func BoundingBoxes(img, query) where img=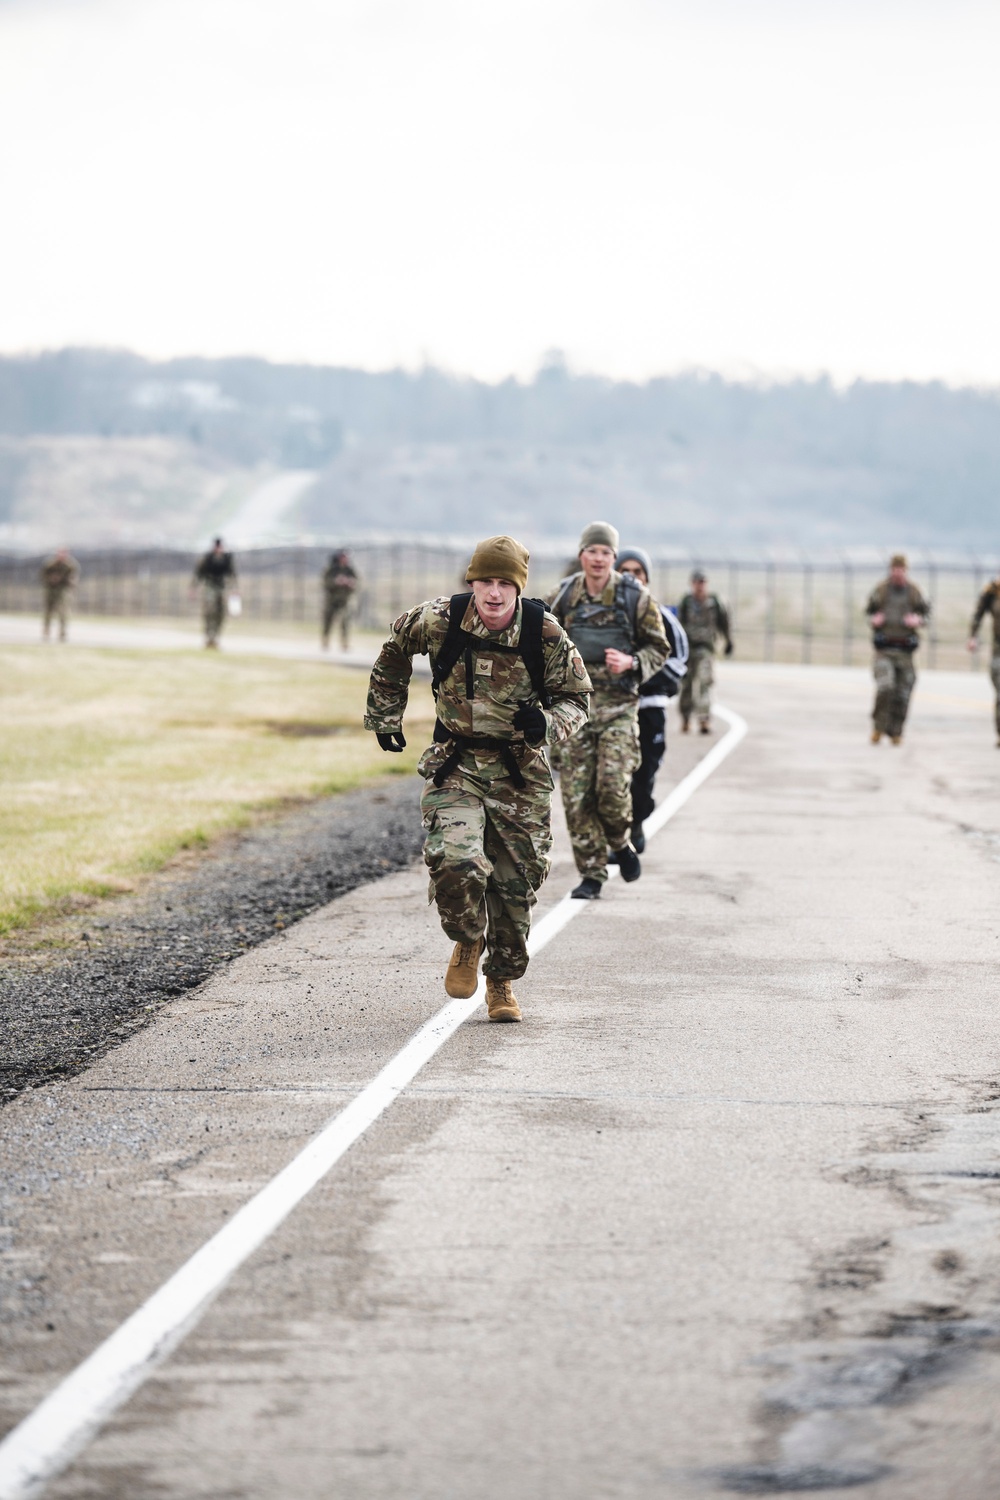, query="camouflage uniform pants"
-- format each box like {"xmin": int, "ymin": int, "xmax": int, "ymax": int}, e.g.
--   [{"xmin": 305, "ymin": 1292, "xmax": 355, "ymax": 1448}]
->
[
  {"xmin": 560, "ymin": 711, "xmax": 640, "ymax": 882},
  {"xmin": 872, "ymin": 649, "xmax": 916, "ymax": 736},
  {"xmin": 679, "ymin": 646, "xmax": 714, "ymax": 722},
  {"xmin": 202, "ymin": 586, "xmax": 226, "ymax": 645},
  {"xmin": 991, "ymin": 652, "xmax": 1000, "ymax": 738},
  {"xmin": 42, "ymin": 588, "xmax": 70, "ymax": 640},
  {"xmin": 420, "ymin": 764, "xmax": 552, "ymax": 979},
  {"xmin": 322, "ymin": 595, "xmax": 353, "ymax": 650}
]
